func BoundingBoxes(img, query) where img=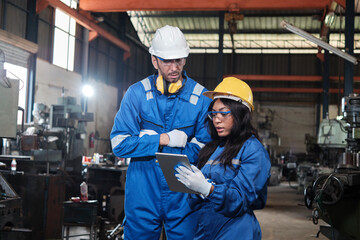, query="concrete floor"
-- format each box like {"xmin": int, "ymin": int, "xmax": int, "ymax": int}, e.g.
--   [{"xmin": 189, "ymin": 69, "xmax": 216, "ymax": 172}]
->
[
  {"xmin": 256, "ymin": 182, "xmax": 329, "ymax": 240},
  {"xmin": 66, "ymin": 182, "xmax": 332, "ymax": 240}
]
